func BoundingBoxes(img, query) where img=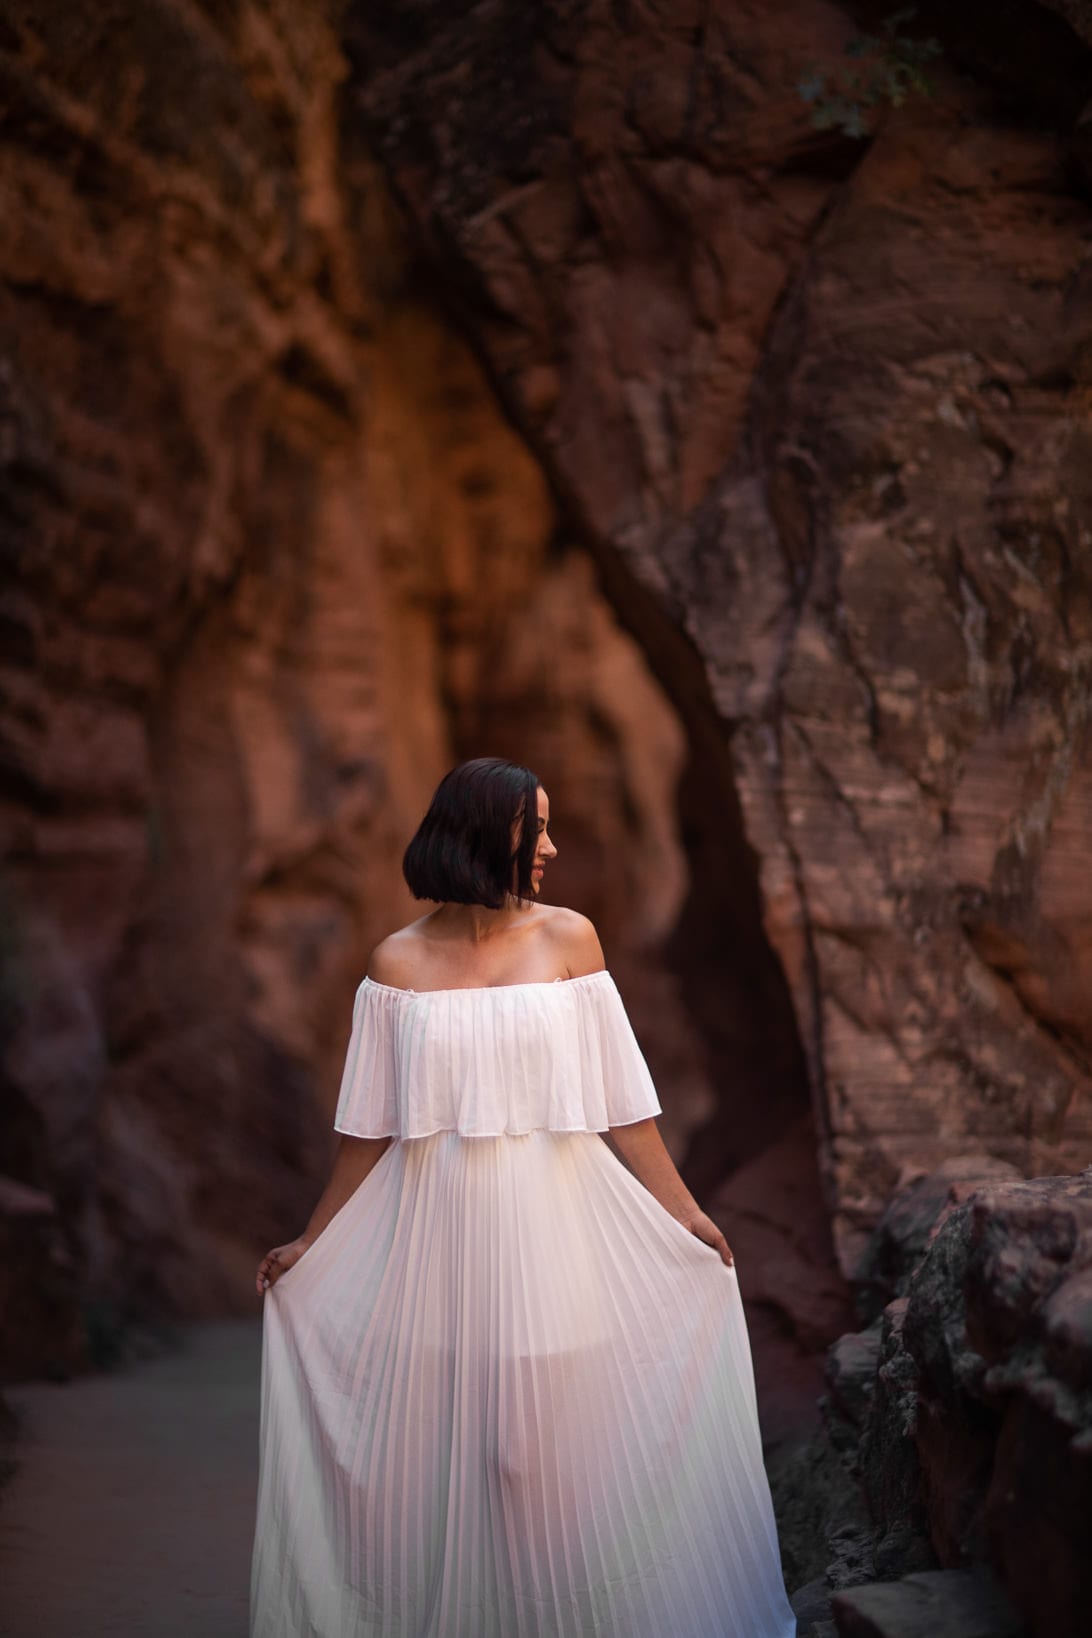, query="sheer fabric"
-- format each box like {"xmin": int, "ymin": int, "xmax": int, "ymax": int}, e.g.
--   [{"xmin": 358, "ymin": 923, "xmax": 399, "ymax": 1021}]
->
[
  {"xmin": 332, "ymin": 971, "xmax": 663, "ymax": 1139},
  {"xmin": 250, "ymin": 974, "xmax": 796, "ymax": 1638}
]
